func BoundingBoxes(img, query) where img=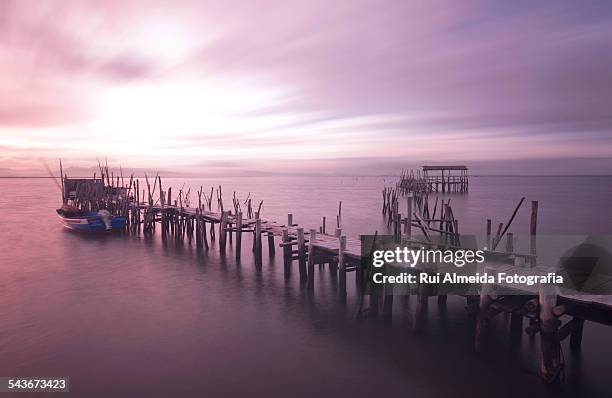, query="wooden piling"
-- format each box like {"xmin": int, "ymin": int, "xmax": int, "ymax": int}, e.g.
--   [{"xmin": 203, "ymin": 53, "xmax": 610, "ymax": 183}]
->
[
  {"xmin": 338, "ymin": 236, "xmax": 347, "ymax": 298},
  {"xmin": 414, "ymin": 281, "xmax": 428, "ymax": 332},
  {"xmin": 539, "ymin": 286, "xmax": 562, "ymax": 382},
  {"xmin": 405, "ymin": 194, "xmax": 413, "ymax": 238},
  {"xmin": 569, "ymin": 318, "xmax": 585, "ymax": 350},
  {"xmin": 307, "ymin": 229, "xmax": 316, "ymax": 291},
  {"xmin": 236, "ymin": 212, "xmax": 242, "ymax": 260},
  {"xmin": 282, "ymin": 229, "xmax": 291, "ymax": 276},
  {"xmin": 297, "ymin": 228, "xmax": 306, "ymax": 283},
  {"xmin": 267, "ymin": 231, "xmax": 275, "ymax": 258},
  {"xmin": 255, "ymin": 218, "xmax": 262, "ymax": 268},
  {"xmin": 475, "ymin": 267, "xmax": 493, "ymax": 352},
  {"xmin": 219, "ymin": 211, "xmax": 227, "ymax": 253},
  {"xmin": 486, "ymin": 219, "xmax": 492, "ymax": 249},
  {"xmin": 383, "ymin": 284, "xmax": 394, "ymax": 321},
  {"xmin": 530, "ymin": 201, "xmax": 538, "ymax": 266}
]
